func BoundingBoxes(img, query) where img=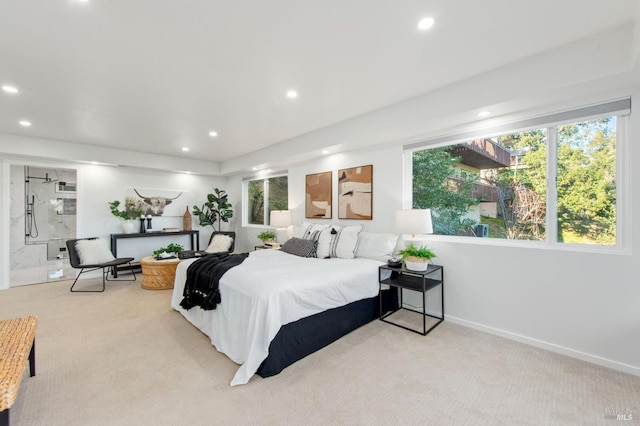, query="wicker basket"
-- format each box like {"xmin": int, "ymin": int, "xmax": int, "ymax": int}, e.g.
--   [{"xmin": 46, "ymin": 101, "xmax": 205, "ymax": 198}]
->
[{"xmin": 140, "ymin": 256, "xmax": 181, "ymax": 290}]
